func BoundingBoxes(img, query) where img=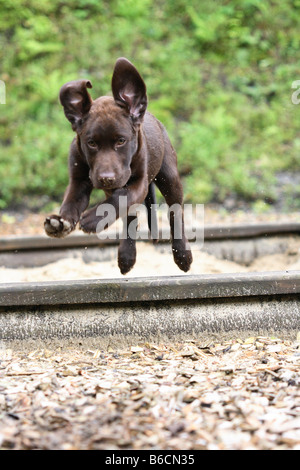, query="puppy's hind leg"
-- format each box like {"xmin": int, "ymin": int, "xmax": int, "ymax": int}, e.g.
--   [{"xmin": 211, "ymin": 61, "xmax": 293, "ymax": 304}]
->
[
  {"xmin": 118, "ymin": 215, "xmax": 137, "ymax": 275},
  {"xmin": 144, "ymin": 182, "xmax": 159, "ymax": 243},
  {"xmin": 155, "ymin": 167, "xmax": 193, "ymax": 272}
]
